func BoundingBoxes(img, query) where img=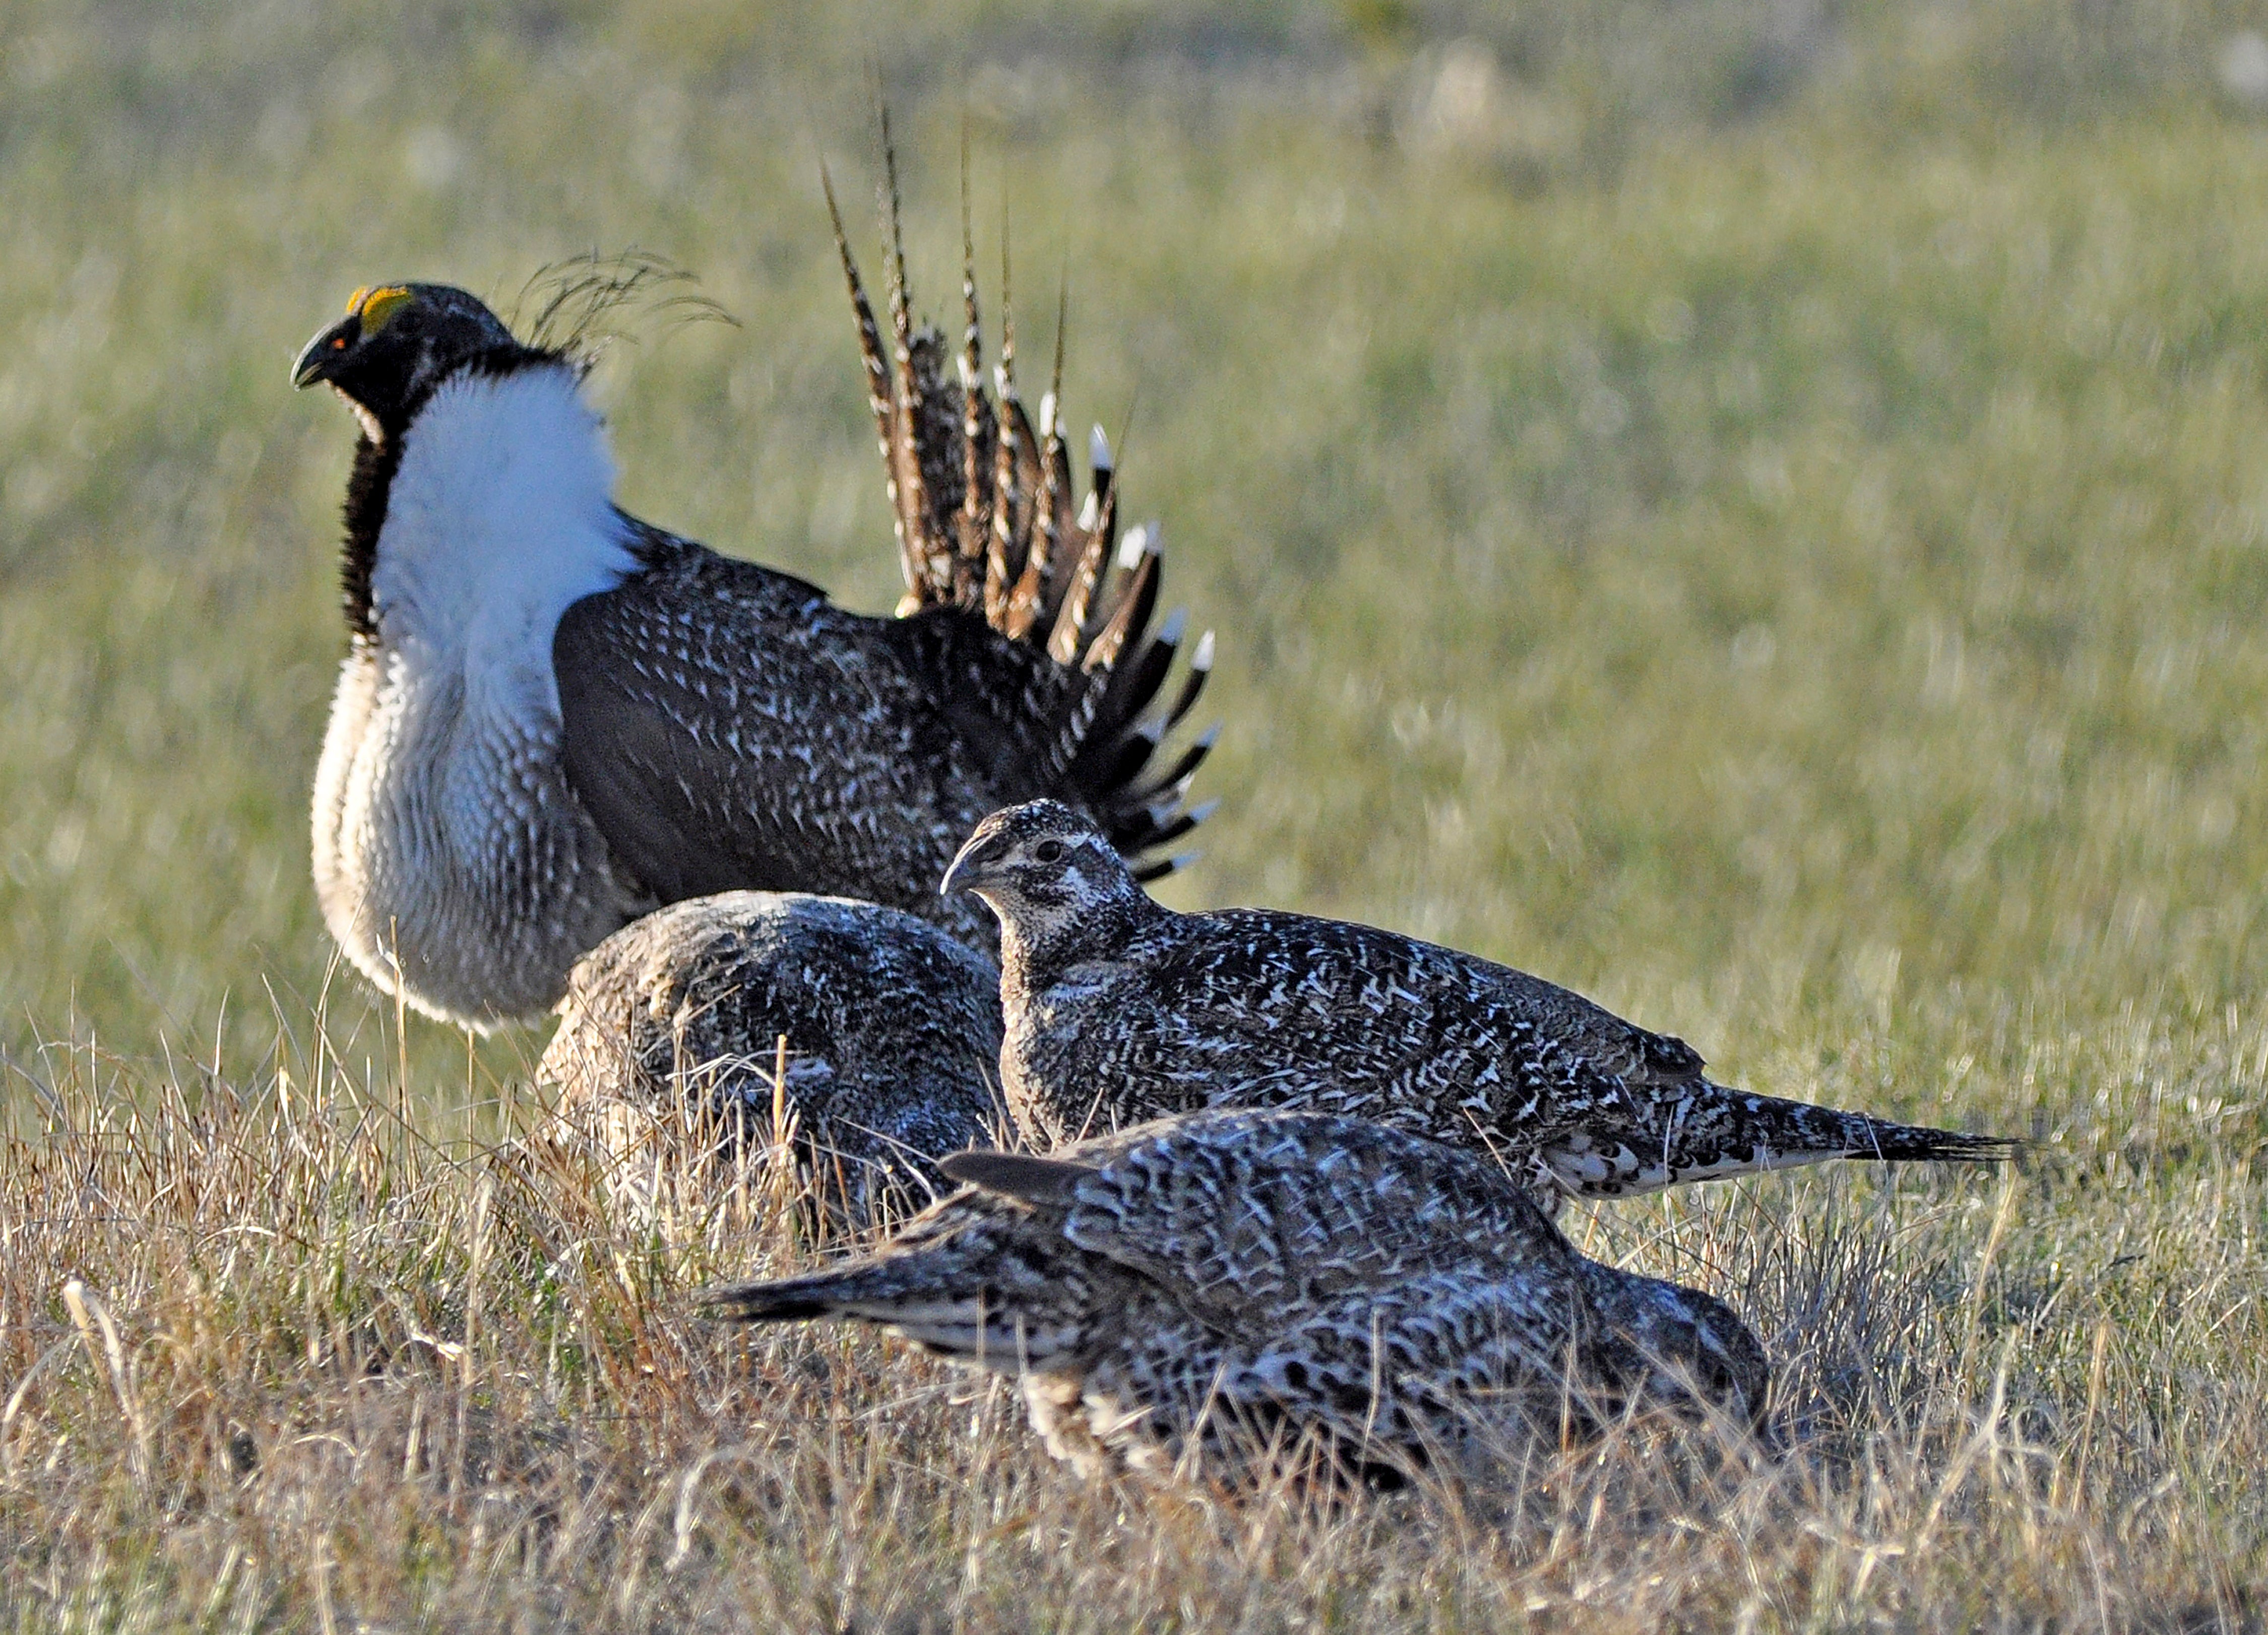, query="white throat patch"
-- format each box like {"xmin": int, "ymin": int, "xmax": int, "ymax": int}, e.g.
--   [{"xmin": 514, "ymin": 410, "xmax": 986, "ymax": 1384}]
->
[{"xmin": 372, "ymin": 361, "xmax": 632, "ymax": 678}]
